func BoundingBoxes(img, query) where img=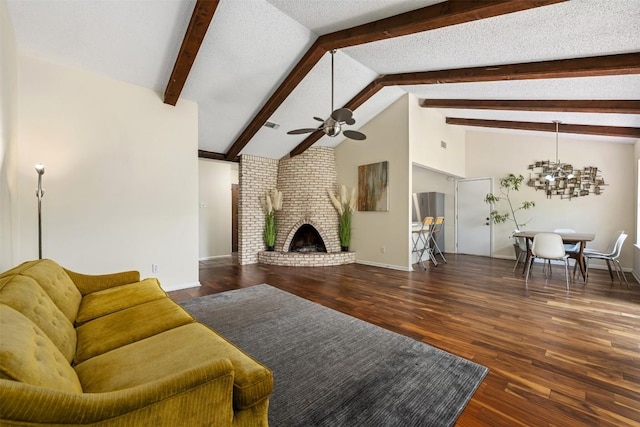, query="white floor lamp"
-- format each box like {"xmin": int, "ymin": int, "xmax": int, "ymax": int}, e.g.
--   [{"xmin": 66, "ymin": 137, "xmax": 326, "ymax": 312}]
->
[{"xmin": 35, "ymin": 163, "xmax": 45, "ymax": 259}]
